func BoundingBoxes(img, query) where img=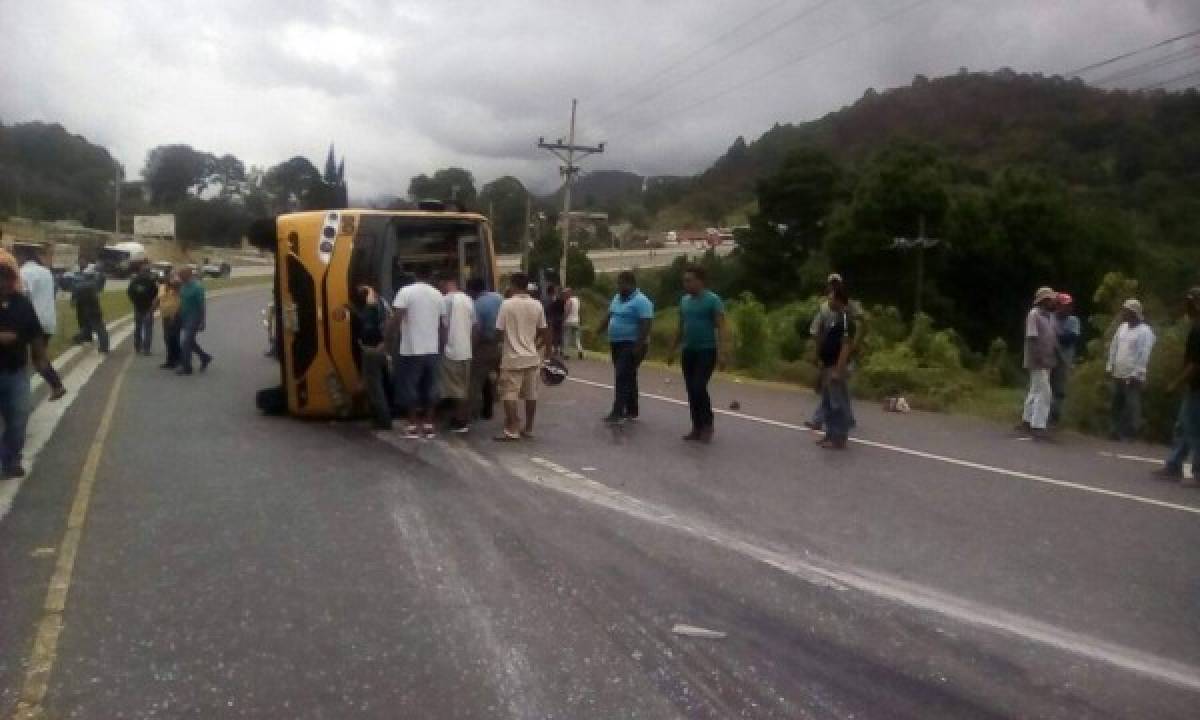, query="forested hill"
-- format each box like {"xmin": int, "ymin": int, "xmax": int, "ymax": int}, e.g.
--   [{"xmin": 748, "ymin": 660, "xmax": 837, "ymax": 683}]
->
[{"xmin": 688, "ymin": 70, "xmax": 1200, "ymax": 219}]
